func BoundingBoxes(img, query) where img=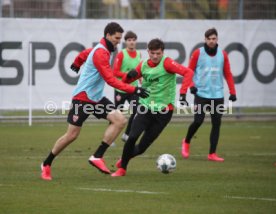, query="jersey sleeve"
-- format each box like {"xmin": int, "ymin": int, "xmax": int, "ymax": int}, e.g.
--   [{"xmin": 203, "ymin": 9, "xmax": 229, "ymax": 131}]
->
[
  {"xmin": 73, "ymin": 48, "xmax": 93, "ymax": 67},
  {"xmin": 93, "ymin": 49, "xmax": 135, "ymax": 93},
  {"xmin": 163, "ymin": 57, "xmax": 193, "ymax": 94},
  {"xmin": 113, "ymin": 51, "xmax": 126, "ymax": 78},
  {"xmin": 122, "ymin": 61, "xmax": 143, "ymax": 83},
  {"xmin": 223, "ymin": 51, "xmax": 236, "ymax": 95},
  {"xmin": 188, "ymin": 49, "xmax": 200, "ymax": 87}
]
